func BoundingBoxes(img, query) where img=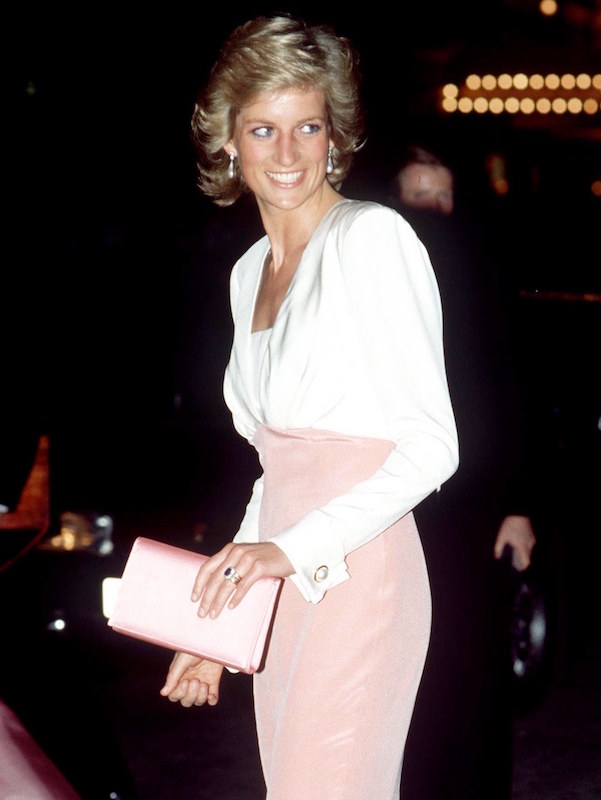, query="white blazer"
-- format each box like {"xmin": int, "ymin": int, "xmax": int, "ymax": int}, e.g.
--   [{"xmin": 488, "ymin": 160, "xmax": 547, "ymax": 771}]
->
[{"xmin": 224, "ymin": 199, "xmax": 459, "ymax": 602}]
